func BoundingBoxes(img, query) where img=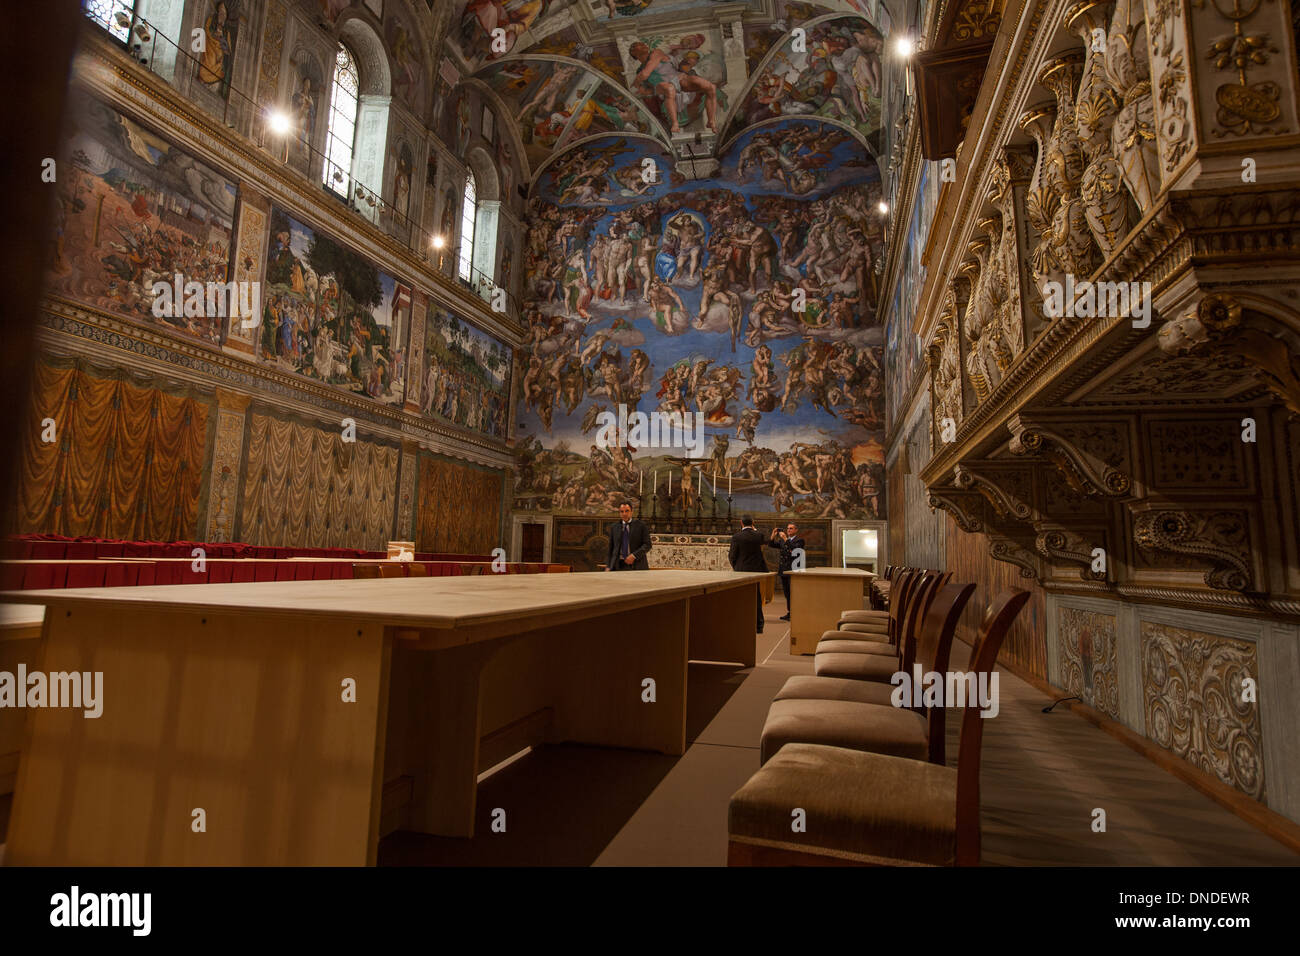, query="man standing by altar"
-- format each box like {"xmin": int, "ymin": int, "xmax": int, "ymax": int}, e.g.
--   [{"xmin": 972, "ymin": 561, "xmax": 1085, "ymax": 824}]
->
[{"xmin": 769, "ymin": 521, "xmax": 805, "ymax": 621}]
